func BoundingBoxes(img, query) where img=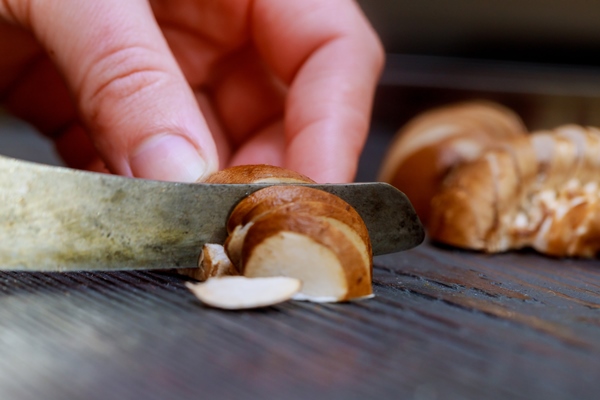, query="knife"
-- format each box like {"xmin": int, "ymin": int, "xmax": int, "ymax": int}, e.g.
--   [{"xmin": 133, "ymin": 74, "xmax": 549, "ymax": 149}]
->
[{"xmin": 0, "ymin": 154, "xmax": 424, "ymax": 271}]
